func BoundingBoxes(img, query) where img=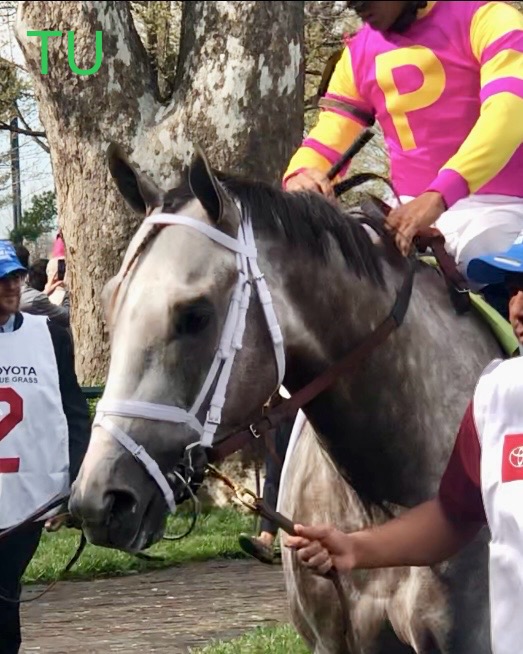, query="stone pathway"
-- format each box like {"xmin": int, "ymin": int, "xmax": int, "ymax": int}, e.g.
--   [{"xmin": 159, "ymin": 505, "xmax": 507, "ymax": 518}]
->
[{"xmin": 21, "ymin": 559, "xmax": 289, "ymax": 653}]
